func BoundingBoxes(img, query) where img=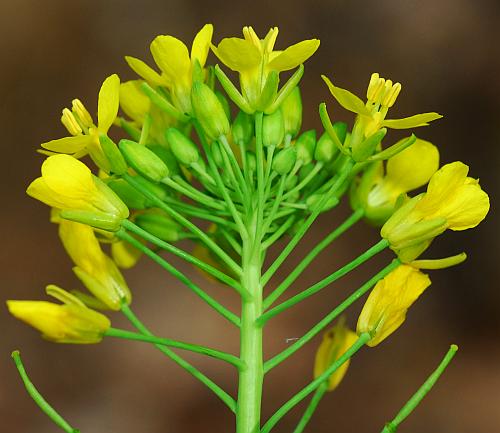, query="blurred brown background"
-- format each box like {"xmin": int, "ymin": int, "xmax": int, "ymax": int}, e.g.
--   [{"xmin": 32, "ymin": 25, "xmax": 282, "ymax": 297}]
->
[{"xmin": 1, "ymin": 0, "xmax": 499, "ymax": 432}]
